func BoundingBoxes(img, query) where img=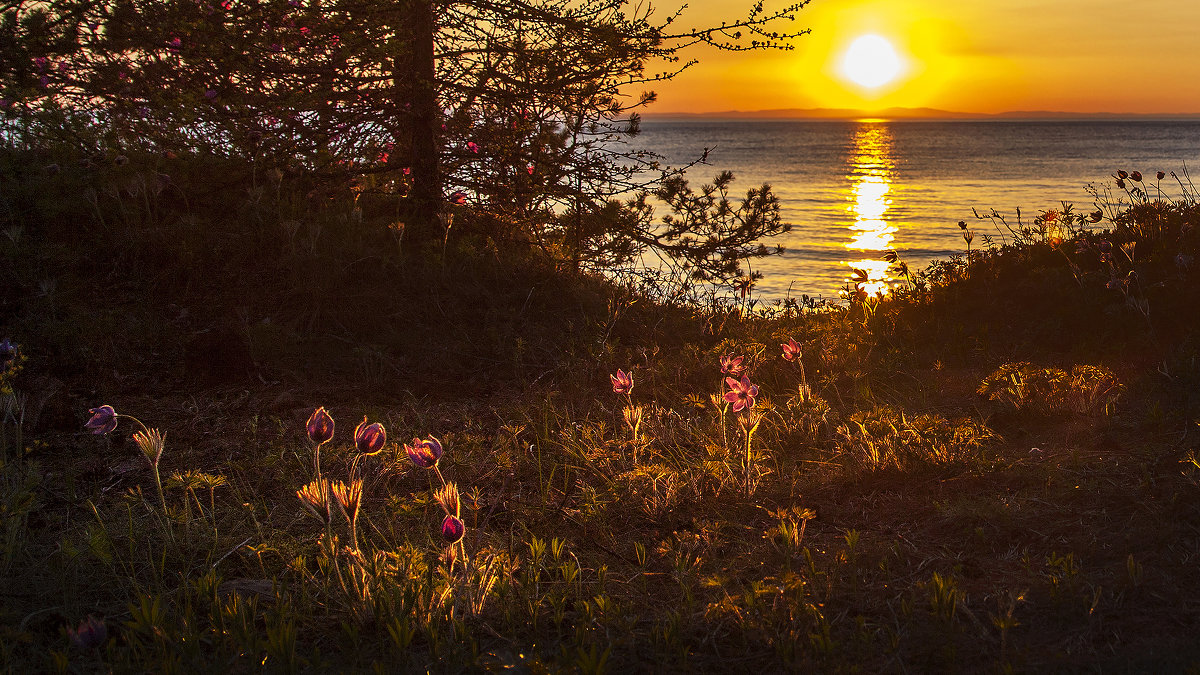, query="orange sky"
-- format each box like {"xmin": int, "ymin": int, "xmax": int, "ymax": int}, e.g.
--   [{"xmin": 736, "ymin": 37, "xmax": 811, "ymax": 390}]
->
[{"xmin": 651, "ymin": 0, "xmax": 1200, "ymax": 114}]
